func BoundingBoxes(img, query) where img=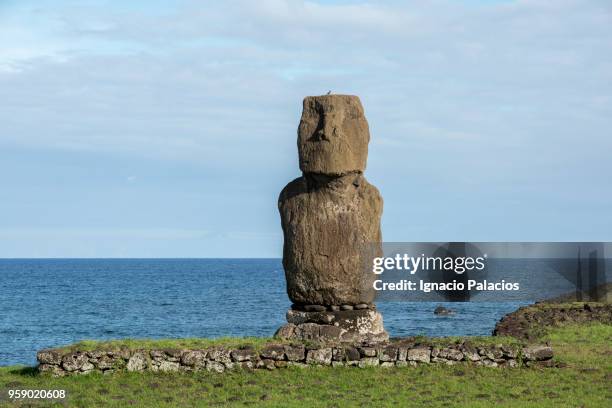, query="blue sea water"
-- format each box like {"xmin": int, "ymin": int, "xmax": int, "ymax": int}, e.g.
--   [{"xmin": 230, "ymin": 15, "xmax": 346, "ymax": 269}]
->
[{"xmin": 0, "ymin": 259, "xmax": 532, "ymax": 366}]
